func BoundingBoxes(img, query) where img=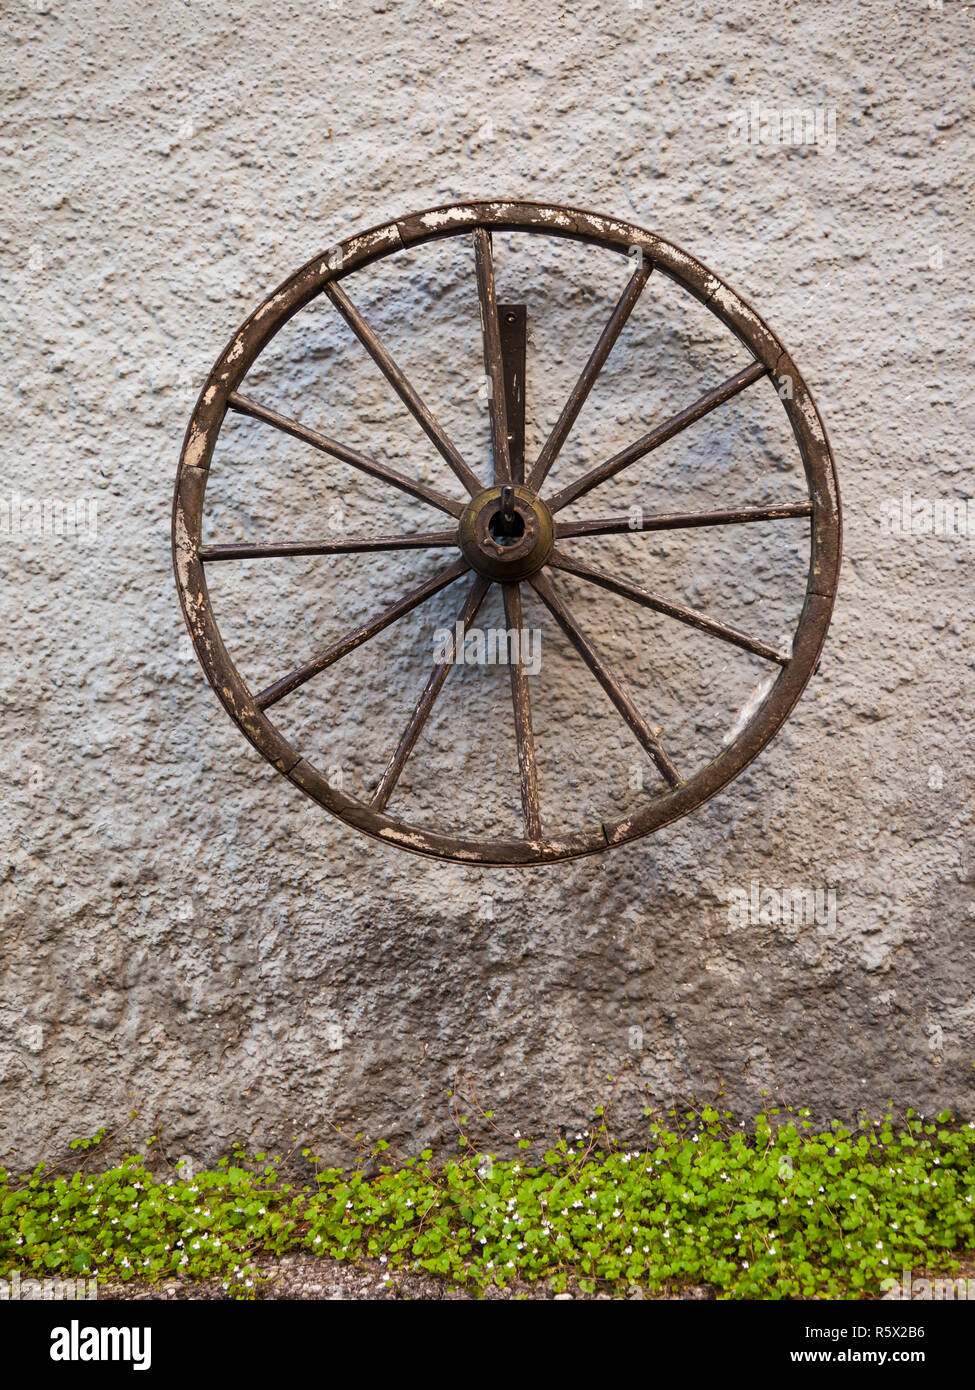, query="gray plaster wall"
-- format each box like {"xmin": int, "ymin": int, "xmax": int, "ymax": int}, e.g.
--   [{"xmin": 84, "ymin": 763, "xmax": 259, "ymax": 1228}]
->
[{"xmin": 1, "ymin": 0, "xmax": 972, "ymax": 1166}]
